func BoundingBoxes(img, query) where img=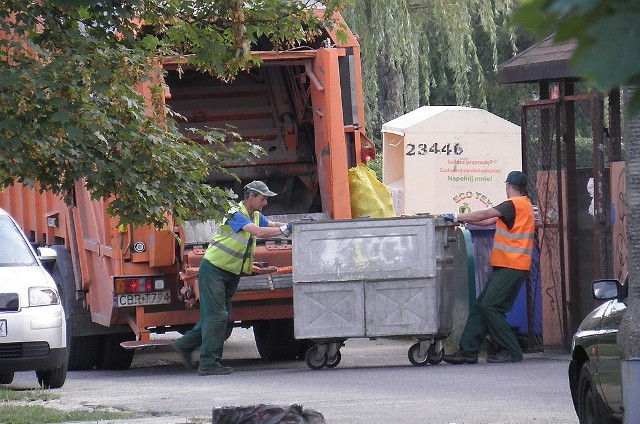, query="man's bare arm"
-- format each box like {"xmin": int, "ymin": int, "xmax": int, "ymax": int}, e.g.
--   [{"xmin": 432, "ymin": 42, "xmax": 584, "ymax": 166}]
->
[
  {"xmin": 242, "ymin": 222, "xmax": 287, "ymax": 238},
  {"xmin": 457, "ymin": 208, "xmax": 500, "ymax": 226}
]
